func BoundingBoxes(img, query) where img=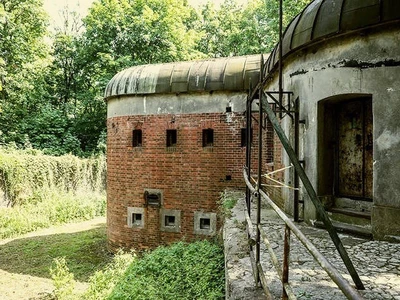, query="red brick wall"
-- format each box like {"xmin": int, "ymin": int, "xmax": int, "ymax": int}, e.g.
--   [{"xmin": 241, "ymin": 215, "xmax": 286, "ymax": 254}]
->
[{"xmin": 107, "ymin": 112, "xmax": 267, "ymax": 251}]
